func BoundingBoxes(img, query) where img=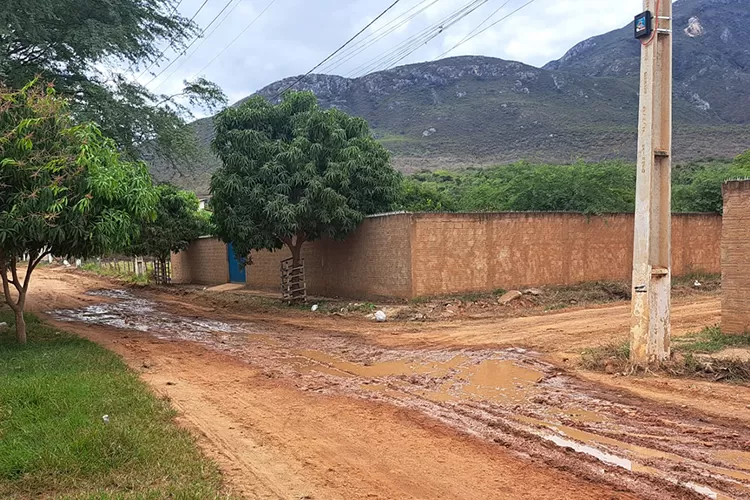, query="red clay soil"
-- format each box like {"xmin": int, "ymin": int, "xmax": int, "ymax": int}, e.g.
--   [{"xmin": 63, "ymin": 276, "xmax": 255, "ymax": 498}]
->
[{"xmin": 19, "ymin": 267, "xmax": 750, "ymax": 499}]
